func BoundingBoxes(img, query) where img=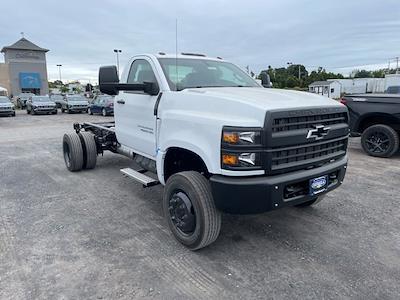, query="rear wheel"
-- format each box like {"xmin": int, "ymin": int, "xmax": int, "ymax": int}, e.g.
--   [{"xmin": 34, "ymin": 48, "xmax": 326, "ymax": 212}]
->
[
  {"xmin": 163, "ymin": 171, "xmax": 221, "ymax": 250},
  {"xmin": 61, "ymin": 107, "xmax": 65, "ymax": 113},
  {"xmin": 63, "ymin": 133, "xmax": 84, "ymax": 171},
  {"xmin": 88, "ymin": 107, "xmax": 93, "ymax": 115},
  {"xmin": 361, "ymin": 124, "xmax": 399, "ymax": 158},
  {"xmin": 31, "ymin": 109, "xmax": 35, "ymax": 115},
  {"xmin": 79, "ymin": 131, "xmax": 97, "ymax": 169}
]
